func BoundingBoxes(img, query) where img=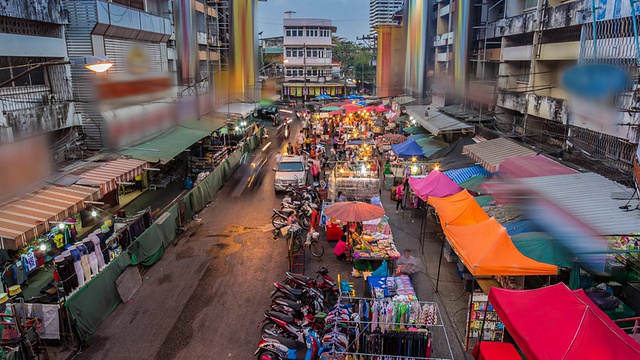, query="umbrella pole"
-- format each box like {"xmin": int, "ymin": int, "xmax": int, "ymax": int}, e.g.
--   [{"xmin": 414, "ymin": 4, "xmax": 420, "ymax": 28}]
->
[{"xmin": 435, "ymin": 232, "xmax": 445, "ymax": 293}]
